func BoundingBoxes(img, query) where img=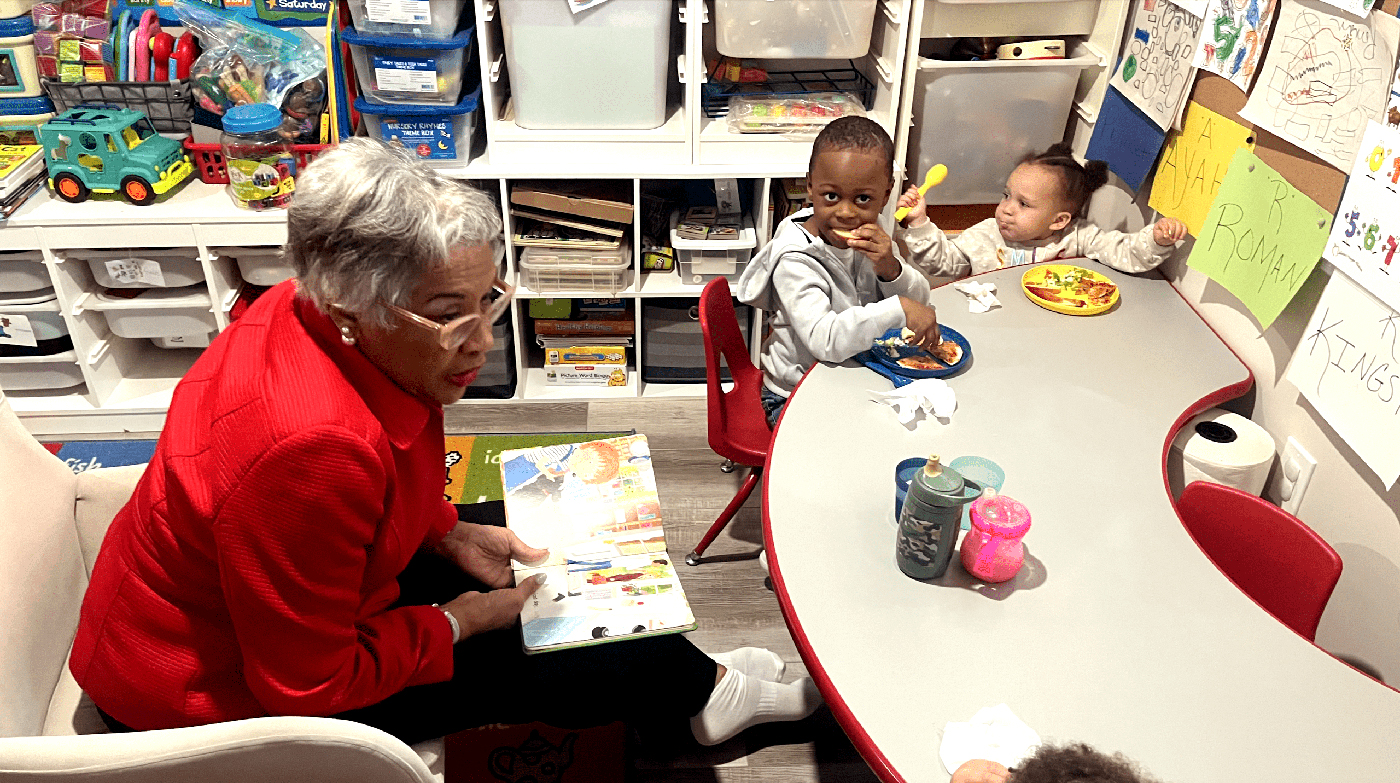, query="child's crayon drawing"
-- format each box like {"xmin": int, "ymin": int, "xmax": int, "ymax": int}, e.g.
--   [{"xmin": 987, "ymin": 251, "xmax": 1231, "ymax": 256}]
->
[
  {"xmin": 1191, "ymin": 0, "xmax": 1278, "ymax": 92},
  {"xmin": 1239, "ymin": 0, "xmax": 1399, "ymax": 171},
  {"xmin": 1112, "ymin": 0, "xmax": 1204, "ymax": 130}
]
